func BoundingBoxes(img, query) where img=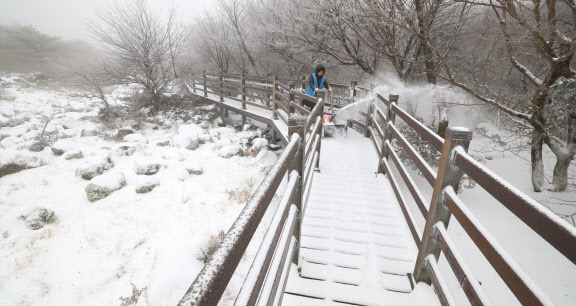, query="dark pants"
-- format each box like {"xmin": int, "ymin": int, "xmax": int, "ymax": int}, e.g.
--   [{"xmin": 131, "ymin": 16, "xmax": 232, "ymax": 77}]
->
[{"xmin": 303, "ymin": 99, "xmax": 316, "ymax": 110}]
